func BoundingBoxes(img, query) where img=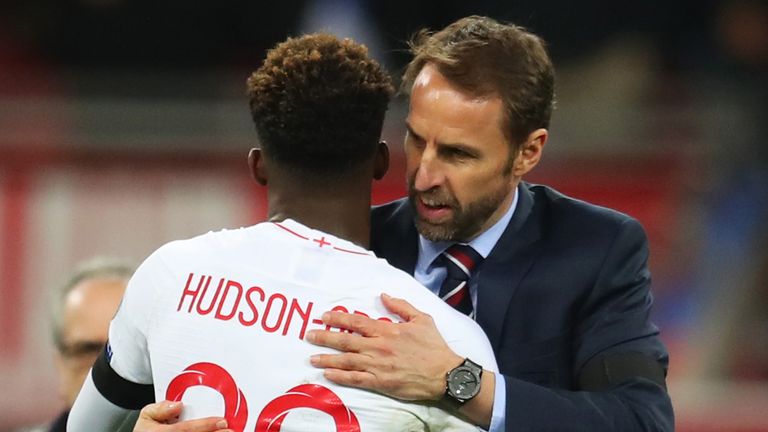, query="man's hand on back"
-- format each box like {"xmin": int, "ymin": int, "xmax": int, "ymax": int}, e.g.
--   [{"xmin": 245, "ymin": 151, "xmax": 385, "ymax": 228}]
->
[{"xmin": 306, "ymin": 293, "xmax": 463, "ymax": 401}]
